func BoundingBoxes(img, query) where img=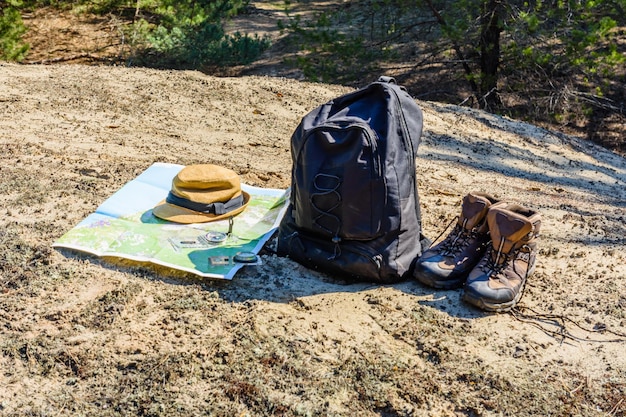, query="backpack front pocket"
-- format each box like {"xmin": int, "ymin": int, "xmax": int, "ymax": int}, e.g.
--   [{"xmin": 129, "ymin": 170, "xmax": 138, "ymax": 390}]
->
[{"xmin": 293, "ymin": 120, "xmax": 386, "ymax": 240}]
